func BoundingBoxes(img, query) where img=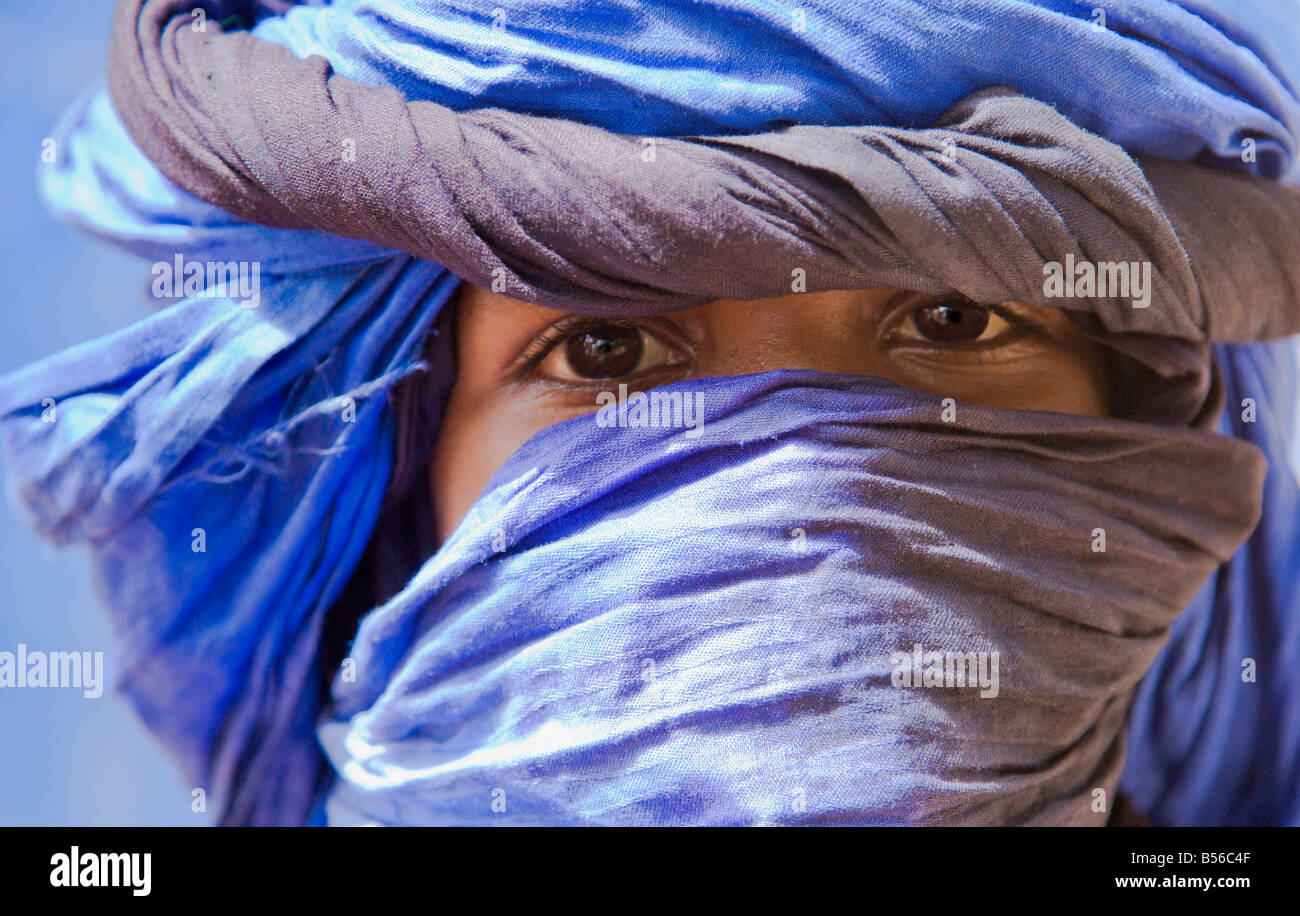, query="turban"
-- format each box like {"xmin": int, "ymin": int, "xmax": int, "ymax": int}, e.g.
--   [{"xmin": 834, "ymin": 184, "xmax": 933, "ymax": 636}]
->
[{"xmin": 2, "ymin": 0, "xmax": 1299, "ymax": 824}]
